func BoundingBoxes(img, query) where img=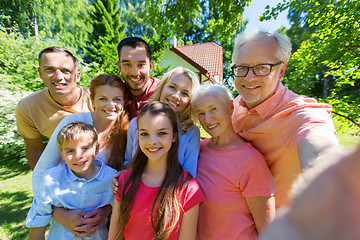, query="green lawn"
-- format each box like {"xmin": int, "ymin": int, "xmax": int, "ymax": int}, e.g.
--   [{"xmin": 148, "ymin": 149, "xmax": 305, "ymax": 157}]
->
[
  {"xmin": 0, "ymin": 122, "xmax": 358, "ymax": 239},
  {"xmin": 333, "ymin": 118, "xmax": 359, "ymax": 150},
  {"xmin": 0, "ymin": 162, "xmax": 32, "ymax": 240}
]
